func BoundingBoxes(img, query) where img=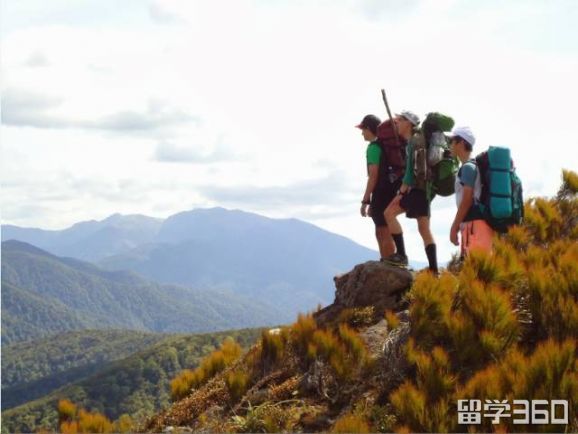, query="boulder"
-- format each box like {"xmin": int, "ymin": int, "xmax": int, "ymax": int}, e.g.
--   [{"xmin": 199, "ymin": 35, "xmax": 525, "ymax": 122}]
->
[{"xmin": 314, "ymin": 261, "xmax": 413, "ymax": 324}]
